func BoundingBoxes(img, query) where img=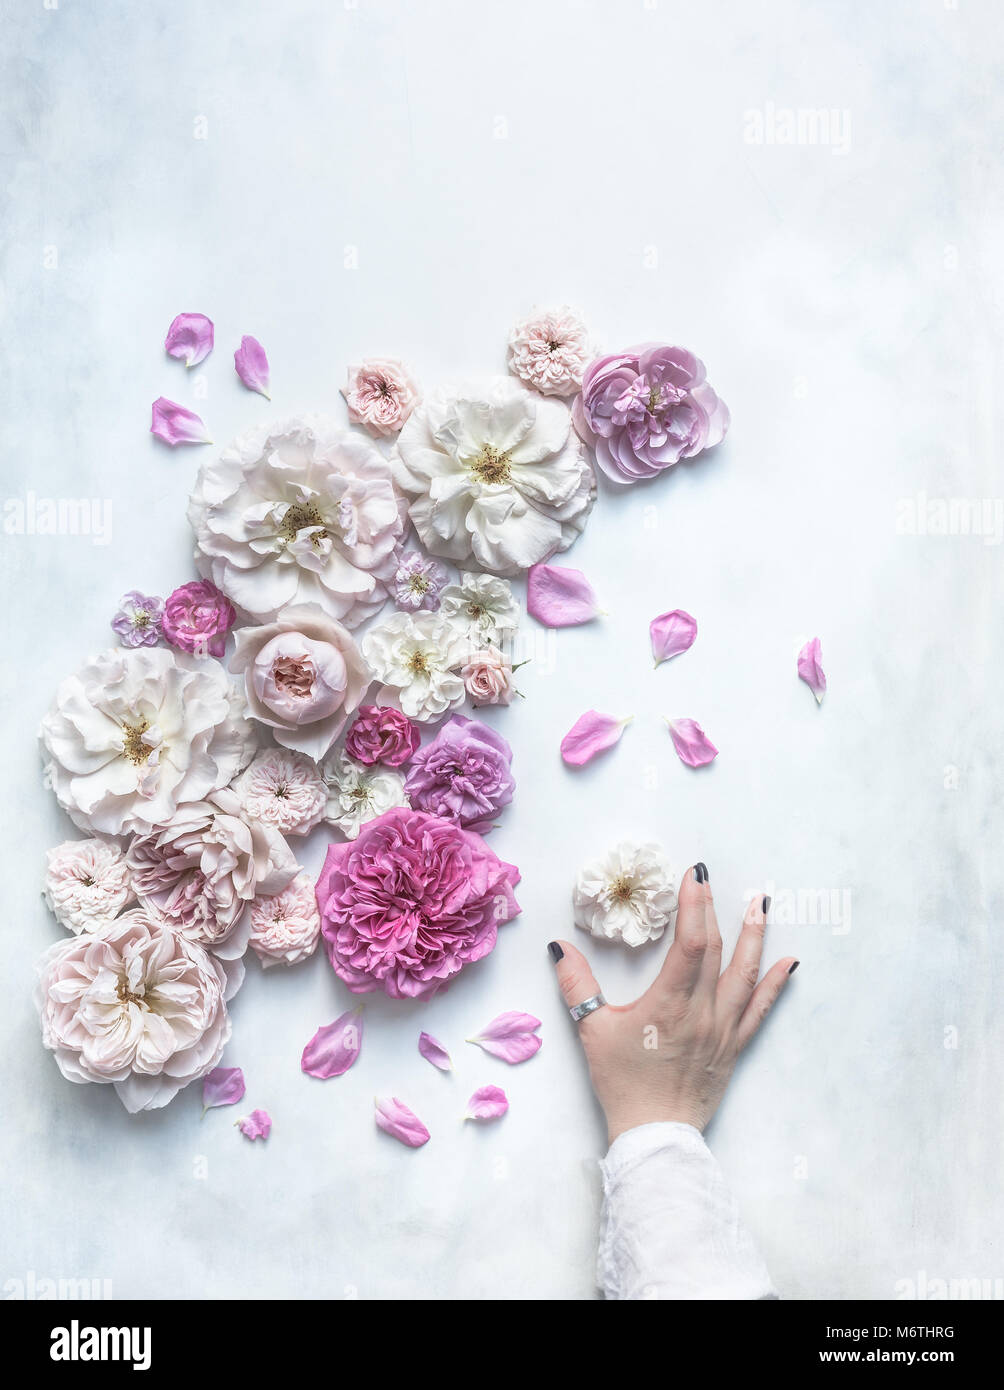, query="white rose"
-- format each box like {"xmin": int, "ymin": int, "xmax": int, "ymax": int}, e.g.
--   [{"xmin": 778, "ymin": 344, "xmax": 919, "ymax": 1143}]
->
[{"xmin": 573, "ymin": 841, "xmax": 678, "ymax": 948}]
